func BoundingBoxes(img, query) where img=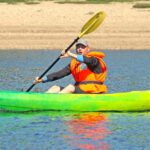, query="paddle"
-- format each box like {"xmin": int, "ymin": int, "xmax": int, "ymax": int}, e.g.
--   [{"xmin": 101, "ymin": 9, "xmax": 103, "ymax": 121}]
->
[{"xmin": 26, "ymin": 11, "xmax": 106, "ymax": 92}]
